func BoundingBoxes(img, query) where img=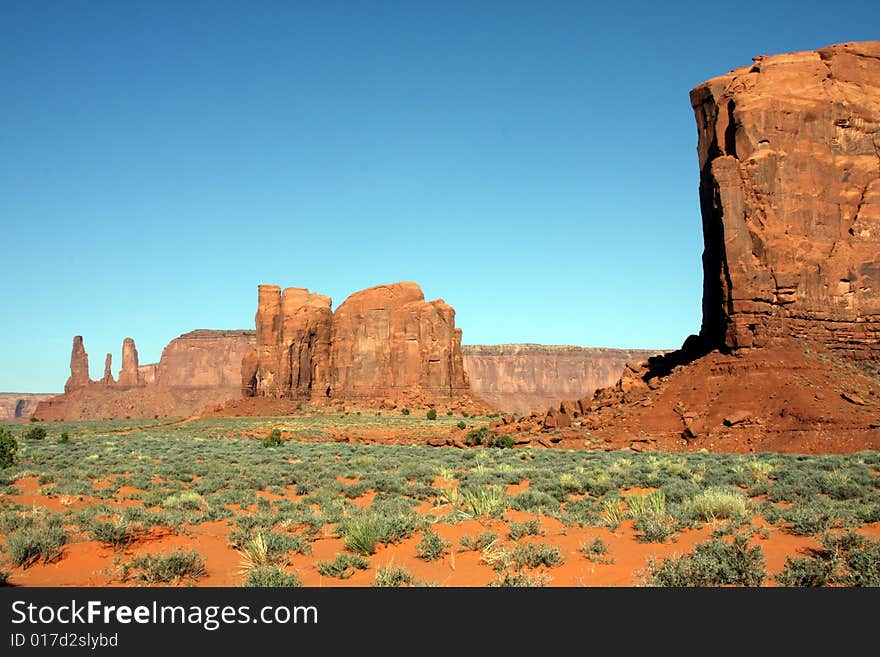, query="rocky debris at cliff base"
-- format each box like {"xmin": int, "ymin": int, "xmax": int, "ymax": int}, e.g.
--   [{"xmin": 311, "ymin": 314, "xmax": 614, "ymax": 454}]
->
[{"xmin": 501, "ymin": 338, "xmax": 880, "ymax": 455}]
